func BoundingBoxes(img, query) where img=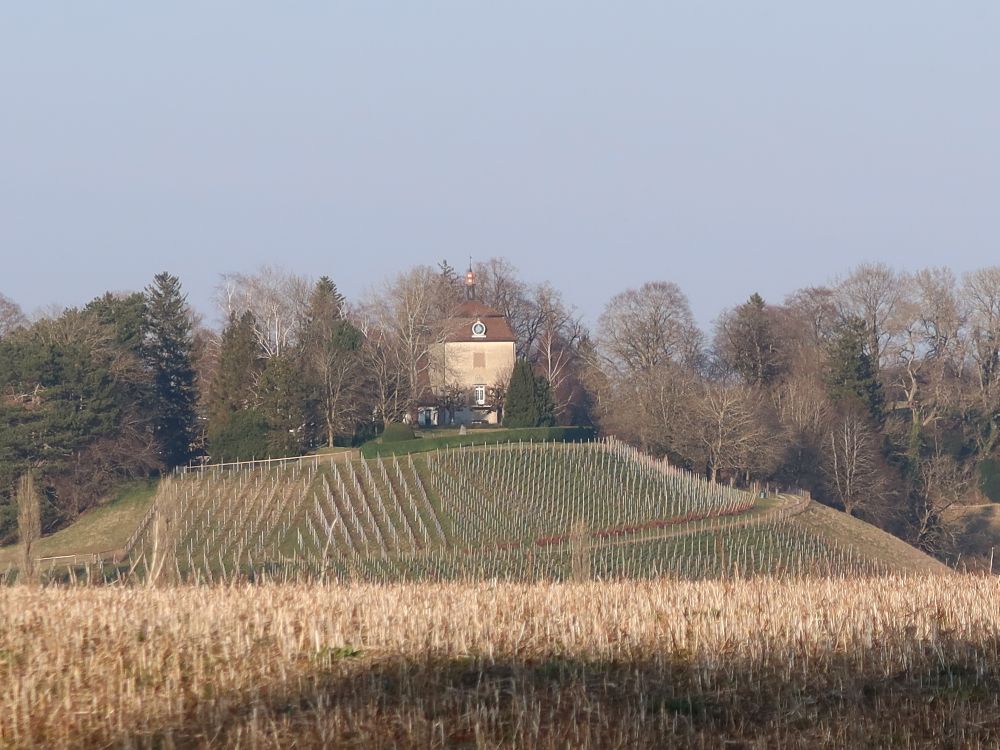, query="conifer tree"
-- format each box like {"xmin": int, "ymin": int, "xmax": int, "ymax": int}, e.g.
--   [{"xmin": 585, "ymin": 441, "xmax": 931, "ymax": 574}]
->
[
  {"xmin": 825, "ymin": 316, "xmax": 884, "ymax": 421},
  {"xmin": 534, "ymin": 373, "xmax": 556, "ymax": 427},
  {"xmin": 144, "ymin": 272, "xmax": 198, "ymax": 467},
  {"xmin": 257, "ymin": 355, "xmax": 308, "ymax": 456},
  {"xmin": 208, "ymin": 311, "xmax": 262, "ymax": 427},
  {"xmin": 301, "ymin": 278, "xmax": 365, "ymax": 447},
  {"xmin": 503, "ymin": 360, "xmax": 539, "ymax": 427}
]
